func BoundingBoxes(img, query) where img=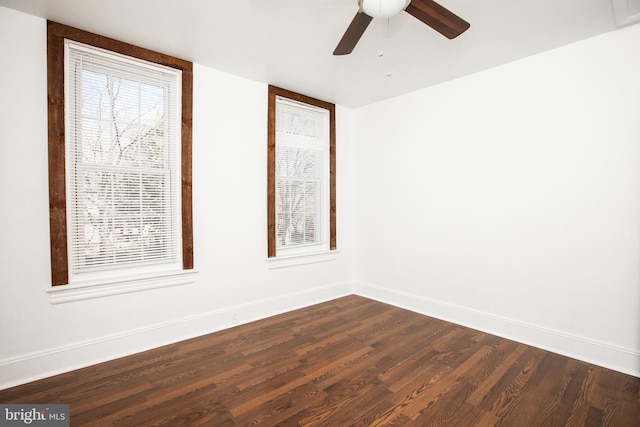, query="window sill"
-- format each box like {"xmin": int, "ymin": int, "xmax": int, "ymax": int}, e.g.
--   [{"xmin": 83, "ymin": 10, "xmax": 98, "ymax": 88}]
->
[
  {"xmin": 266, "ymin": 250, "xmax": 338, "ymax": 269},
  {"xmin": 47, "ymin": 269, "xmax": 198, "ymax": 304}
]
